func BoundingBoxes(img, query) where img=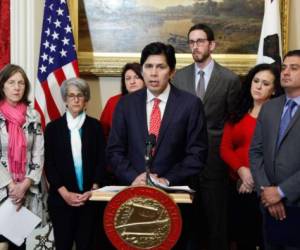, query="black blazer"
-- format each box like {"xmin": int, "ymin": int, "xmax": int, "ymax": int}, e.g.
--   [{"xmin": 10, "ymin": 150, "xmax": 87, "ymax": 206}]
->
[
  {"xmin": 107, "ymin": 85, "xmax": 208, "ymax": 186},
  {"xmin": 45, "ymin": 114, "xmax": 106, "ymax": 206}
]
